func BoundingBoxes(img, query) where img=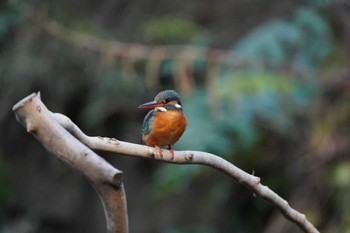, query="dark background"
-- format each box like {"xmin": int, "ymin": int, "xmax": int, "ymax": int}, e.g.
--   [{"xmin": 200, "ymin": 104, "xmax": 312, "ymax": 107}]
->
[{"xmin": 1, "ymin": 0, "xmax": 350, "ymax": 232}]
